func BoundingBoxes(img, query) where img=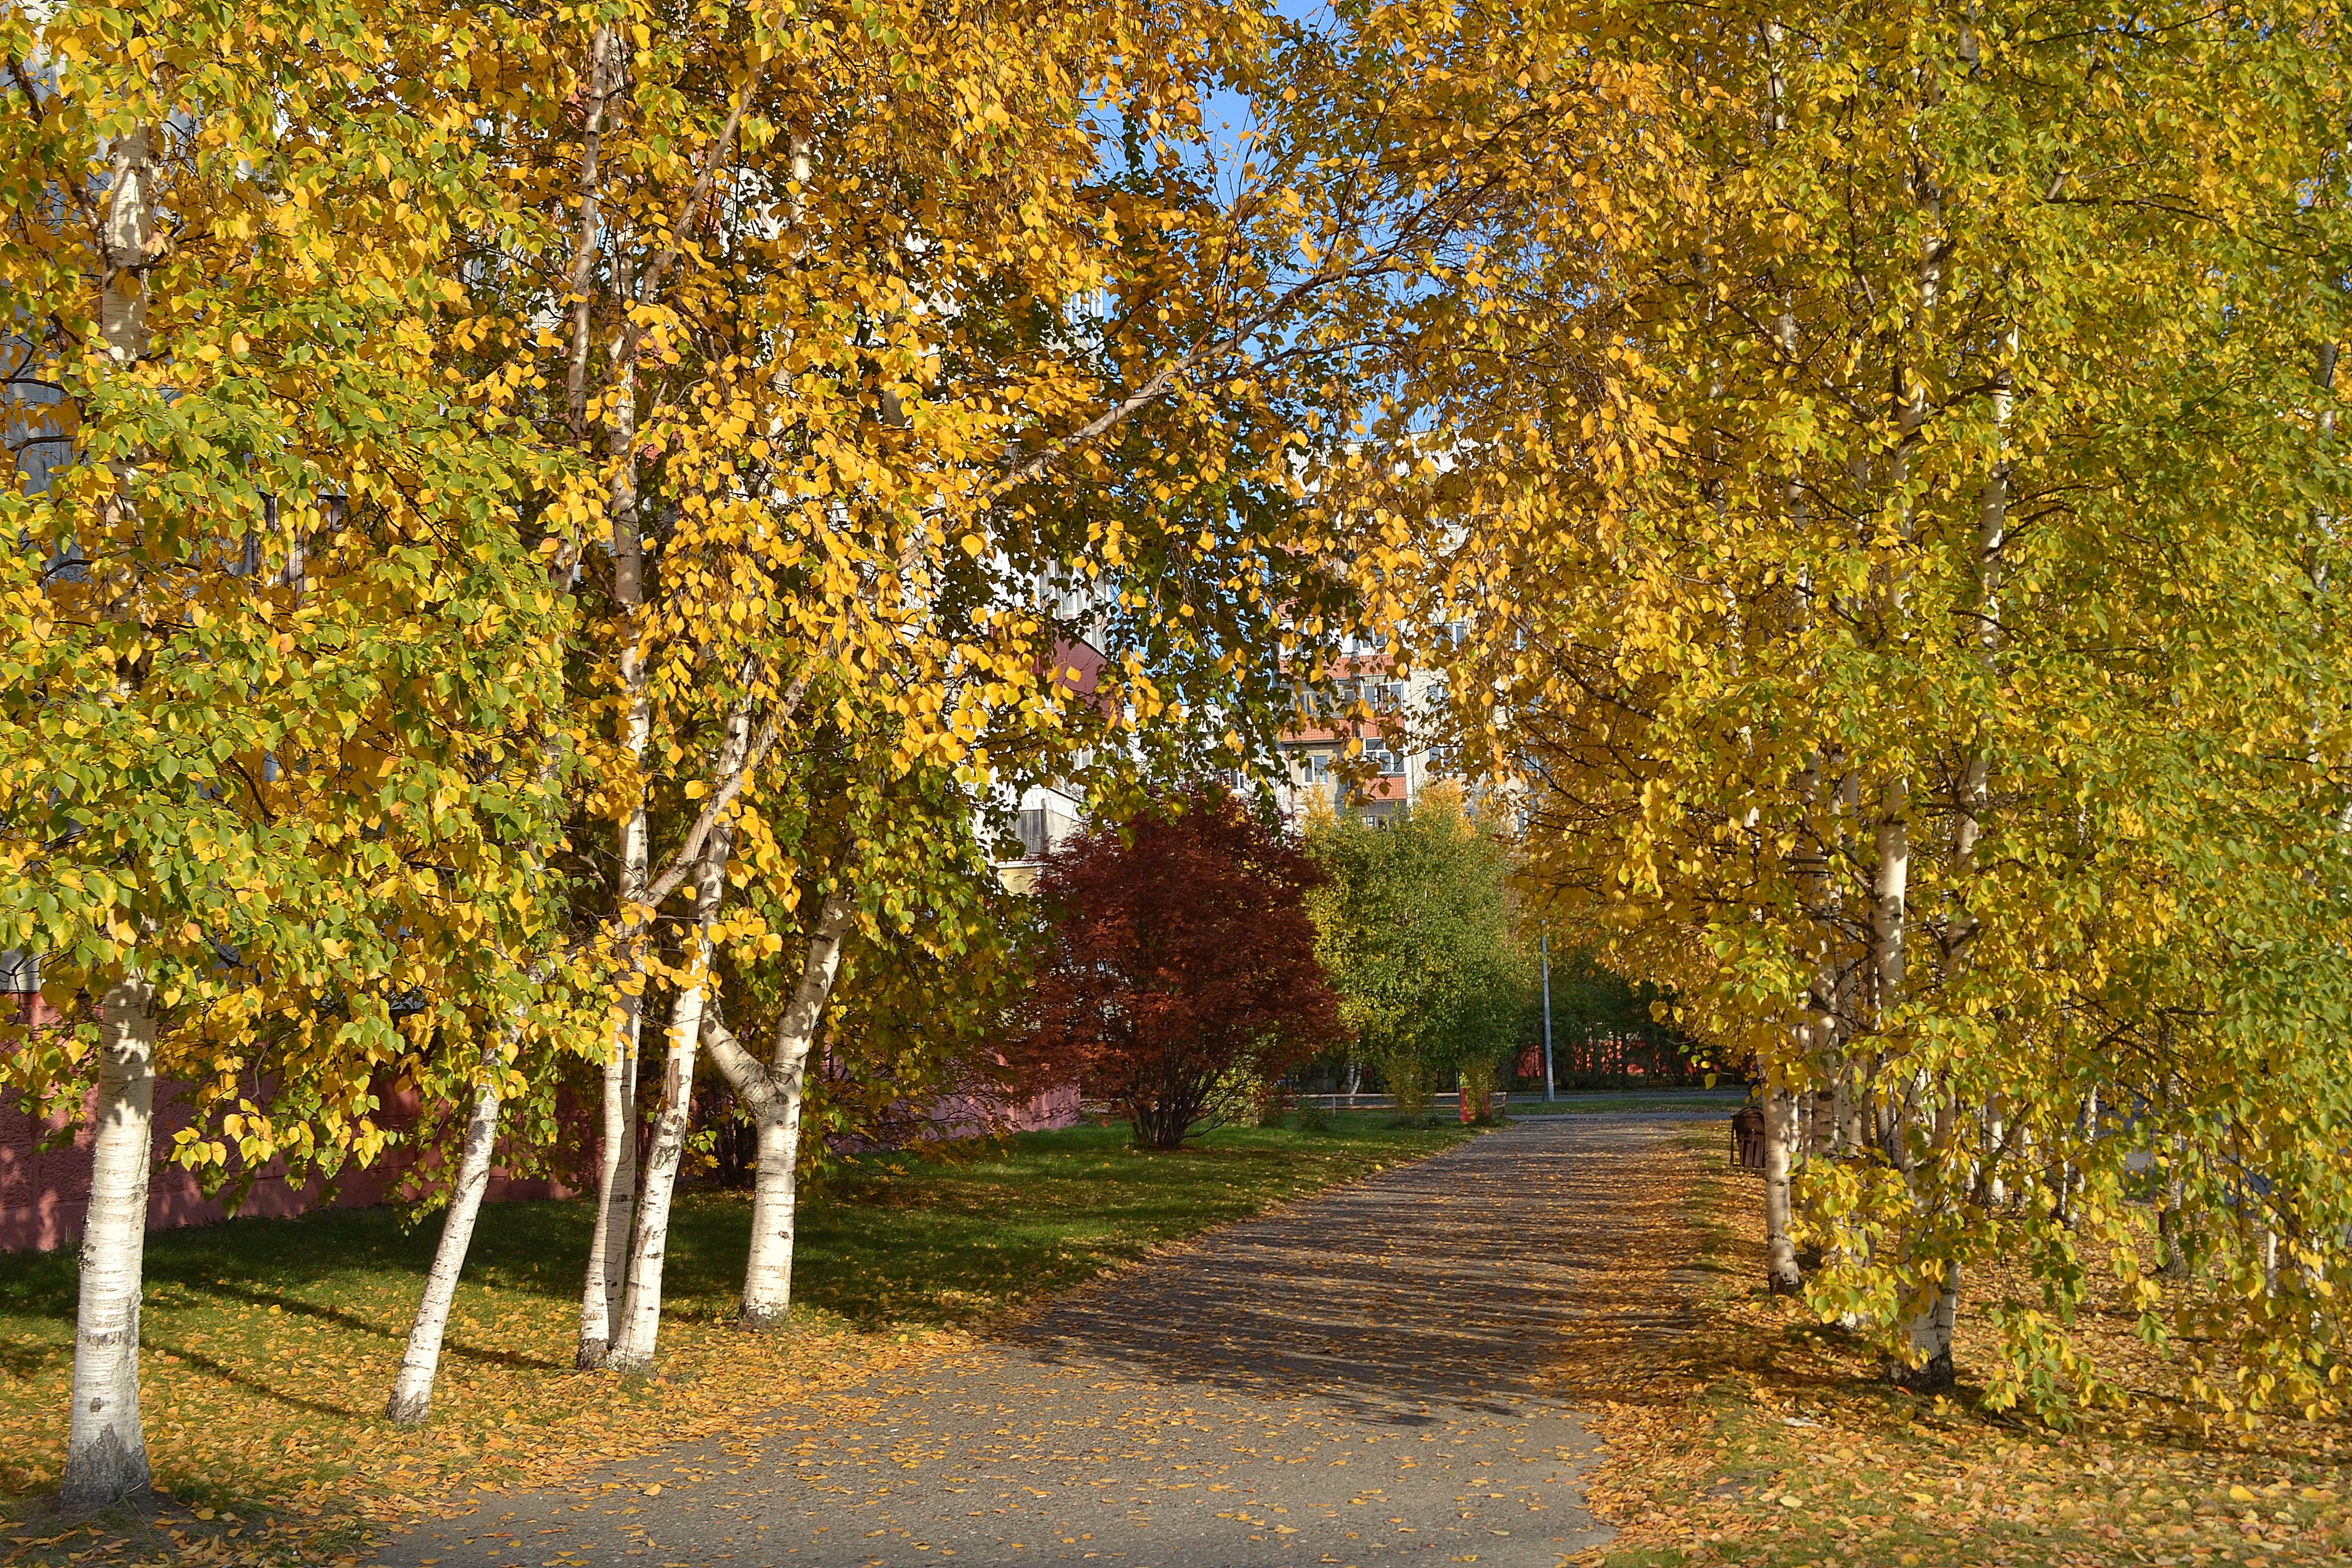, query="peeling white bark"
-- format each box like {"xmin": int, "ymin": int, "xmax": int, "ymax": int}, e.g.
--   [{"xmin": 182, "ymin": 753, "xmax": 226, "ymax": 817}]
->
[
  {"xmin": 98, "ymin": 128, "xmax": 157, "ymax": 368},
  {"xmin": 605, "ymin": 921, "xmax": 715, "ymax": 1375},
  {"xmin": 704, "ymin": 888, "xmax": 856, "ymax": 1329},
  {"xmin": 1871, "ymin": 777, "xmax": 1910, "ymax": 1017},
  {"xmin": 1763, "ymin": 1079, "xmax": 1802, "ymax": 1295},
  {"xmin": 577, "ymin": 978, "xmax": 642, "ymax": 1368},
  {"xmin": 60, "ymin": 976, "xmax": 158, "ymax": 1510},
  {"xmin": 579, "ymin": 280, "xmax": 652, "ymax": 1369},
  {"xmin": 63, "ymin": 122, "xmax": 164, "ymax": 1516},
  {"xmin": 385, "ymin": 1041, "xmax": 507, "ymax": 1425},
  {"xmin": 1896, "ymin": 1261, "xmax": 1960, "ymax": 1390},
  {"xmin": 606, "ymin": 707, "xmax": 751, "ymax": 1375},
  {"xmin": 1895, "ymin": 1094, "xmax": 1959, "ymax": 1390}
]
